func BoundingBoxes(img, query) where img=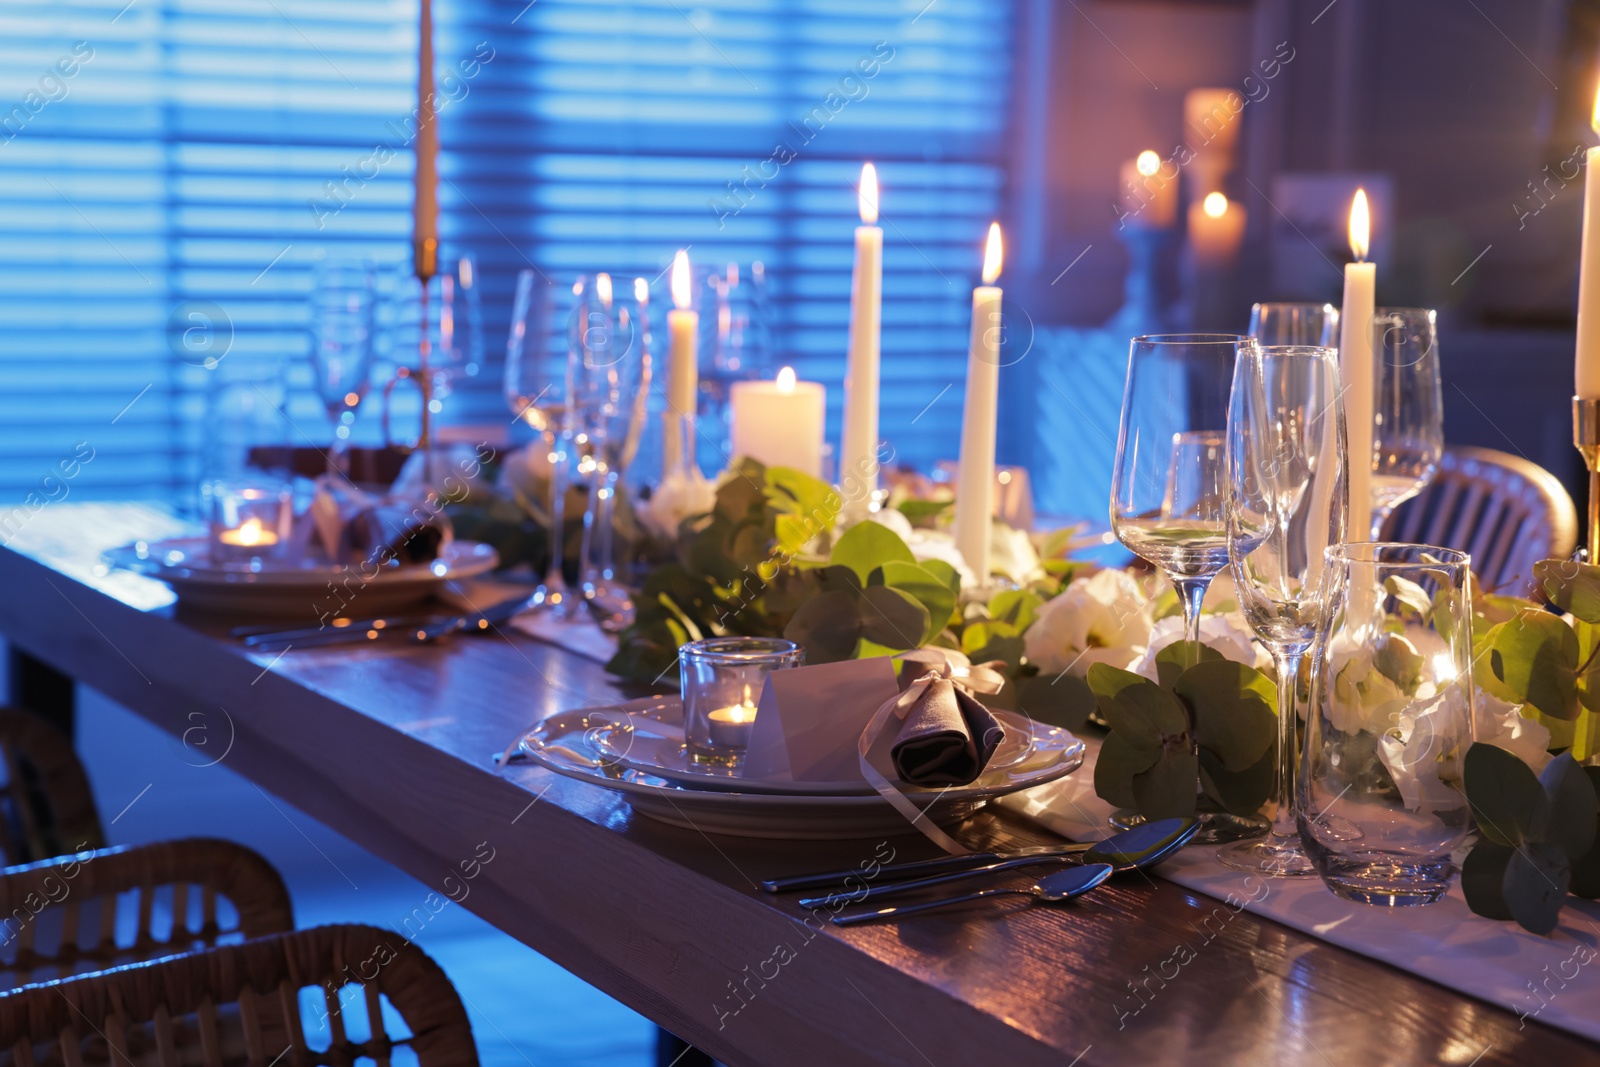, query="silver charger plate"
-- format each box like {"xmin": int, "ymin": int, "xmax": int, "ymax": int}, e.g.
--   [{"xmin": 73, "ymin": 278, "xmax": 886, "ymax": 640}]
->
[
  {"xmin": 507, "ymin": 697, "xmax": 1086, "ymax": 840},
  {"xmin": 105, "ymin": 536, "xmax": 499, "ymax": 616},
  {"xmin": 589, "ymin": 697, "xmax": 1053, "ymax": 796}
]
